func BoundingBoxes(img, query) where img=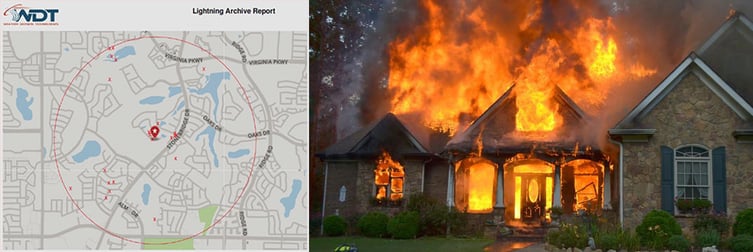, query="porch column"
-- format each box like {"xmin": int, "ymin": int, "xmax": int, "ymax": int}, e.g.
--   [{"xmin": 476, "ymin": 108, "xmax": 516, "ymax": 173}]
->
[
  {"xmin": 603, "ymin": 161, "xmax": 612, "ymax": 210},
  {"xmin": 495, "ymin": 165, "xmax": 504, "ymax": 208},
  {"xmin": 447, "ymin": 158, "xmax": 455, "ymax": 207},
  {"xmin": 553, "ymin": 164, "xmax": 561, "ymax": 207}
]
